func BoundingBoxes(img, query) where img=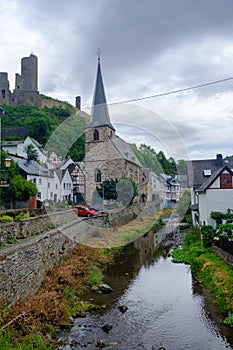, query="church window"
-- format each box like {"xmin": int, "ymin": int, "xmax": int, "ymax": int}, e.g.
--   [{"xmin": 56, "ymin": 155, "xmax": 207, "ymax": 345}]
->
[
  {"xmin": 95, "ymin": 169, "xmax": 101, "ymax": 183},
  {"xmin": 94, "ymin": 129, "xmax": 99, "ymax": 141}
]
